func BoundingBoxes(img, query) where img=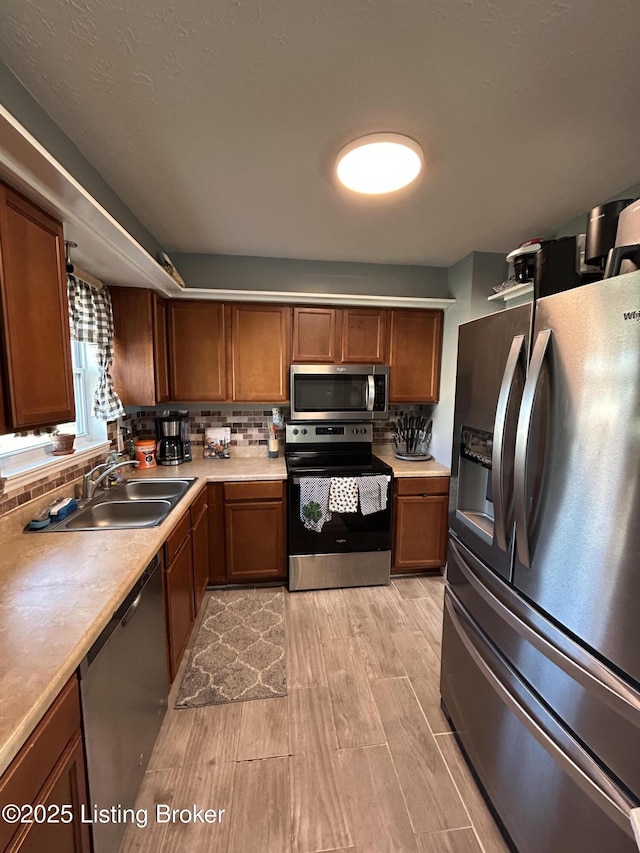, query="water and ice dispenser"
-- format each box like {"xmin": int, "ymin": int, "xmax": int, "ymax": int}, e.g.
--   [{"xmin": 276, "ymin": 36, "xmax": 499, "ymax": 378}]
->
[{"xmin": 455, "ymin": 425, "xmax": 495, "ymax": 544}]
